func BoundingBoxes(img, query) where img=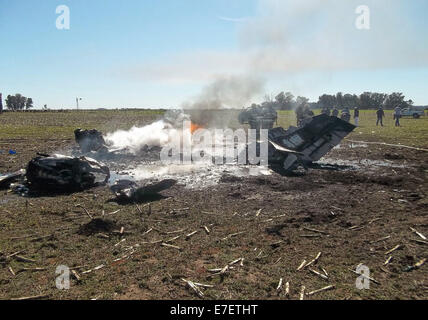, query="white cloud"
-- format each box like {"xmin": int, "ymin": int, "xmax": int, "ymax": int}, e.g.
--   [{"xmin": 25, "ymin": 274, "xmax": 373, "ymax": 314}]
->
[{"xmin": 118, "ymin": 0, "xmax": 428, "ymax": 87}]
